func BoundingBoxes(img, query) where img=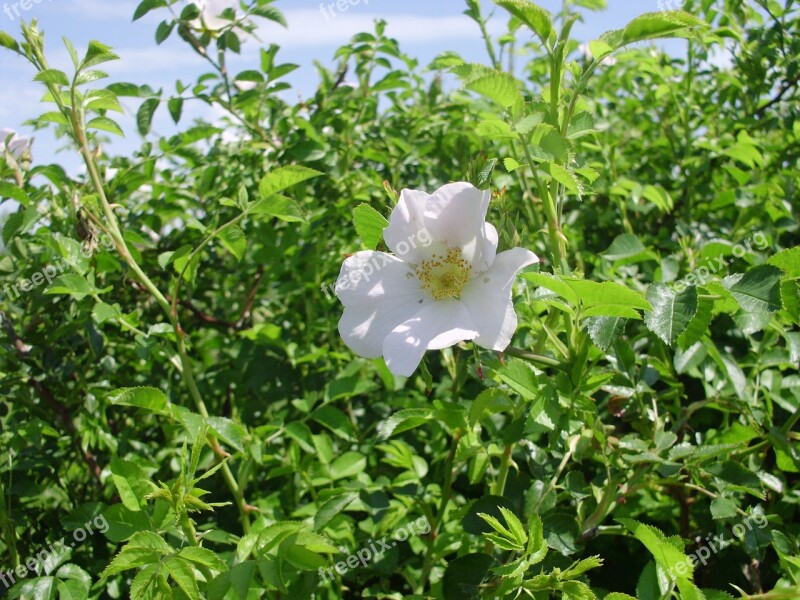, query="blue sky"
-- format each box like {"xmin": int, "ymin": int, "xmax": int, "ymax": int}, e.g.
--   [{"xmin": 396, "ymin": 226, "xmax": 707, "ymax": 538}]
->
[{"xmin": 0, "ymin": 0, "xmax": 680, "ymax": 172}]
